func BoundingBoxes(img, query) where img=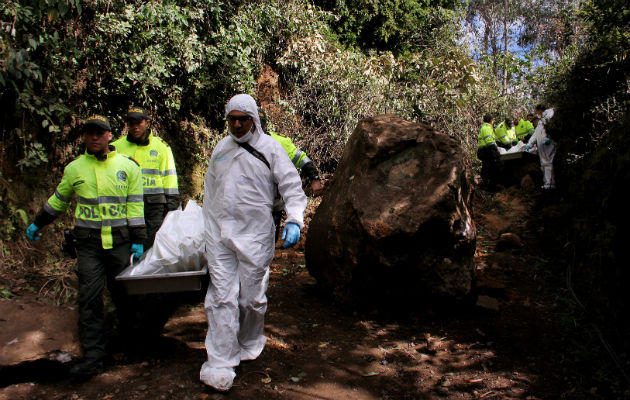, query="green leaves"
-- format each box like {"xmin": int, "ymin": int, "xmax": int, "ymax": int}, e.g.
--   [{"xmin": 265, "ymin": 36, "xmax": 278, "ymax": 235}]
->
[
  {"xmin": 317, "ymin": 0, "xmax": 458, "ymax": 53},
  {"xmin": 0, "ymin": 288, "xmax": 14, "ymax": 300},
  {"xmin": 2, "ymin": 0, "xmax": 504, "ymax": 179},
  {"xmin": 14, "ymin": 209, "xmax": 28, "ymax": 227},
  {"xmin": 16, "ymin": 142, "xmax": 48, "ymax": 170},
  {"xmin": 1, "ymin": 0, "xmax": 81, "ymax": 156},
  {"xmin": 28, "ymin": 38, "xmax": 38, "ymax": 50}
]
